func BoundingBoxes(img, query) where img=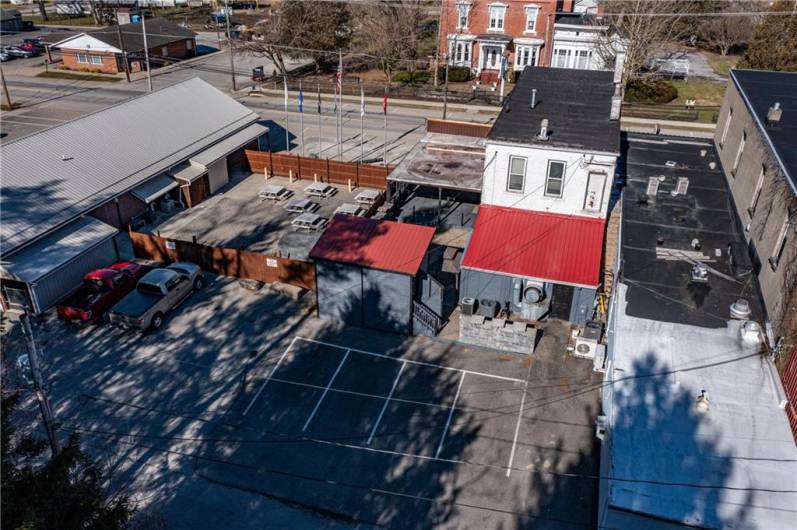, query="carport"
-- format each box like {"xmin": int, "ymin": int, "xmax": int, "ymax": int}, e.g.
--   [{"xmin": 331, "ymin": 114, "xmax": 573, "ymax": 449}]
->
[
  {"xmin": 0, "ymin": 217, "xmax": 118, "ymax": 313},
  {"xmin": 309, "ymin": 215, "xmax": 435, "ymax": 334}
]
